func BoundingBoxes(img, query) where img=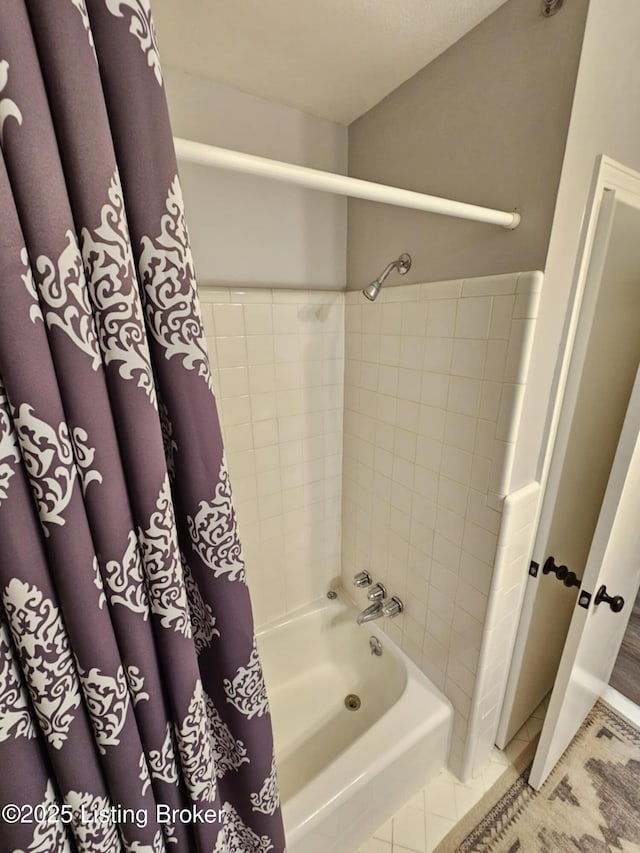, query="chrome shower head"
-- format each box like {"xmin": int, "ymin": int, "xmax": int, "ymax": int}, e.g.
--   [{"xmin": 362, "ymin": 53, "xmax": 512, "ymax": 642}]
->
[
  {"xmin": 362, "ymin": 280, "xmax": 382, "ymax": 301},
  {"xmin": 362, "ymin": 253, "xmax": 411, "ymax": 301}
]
